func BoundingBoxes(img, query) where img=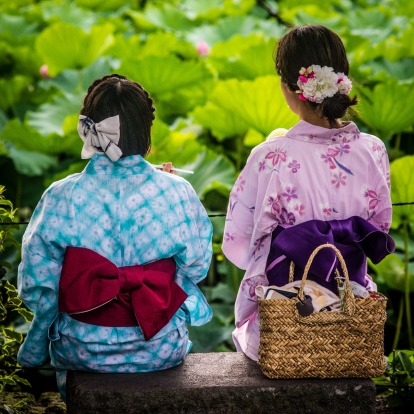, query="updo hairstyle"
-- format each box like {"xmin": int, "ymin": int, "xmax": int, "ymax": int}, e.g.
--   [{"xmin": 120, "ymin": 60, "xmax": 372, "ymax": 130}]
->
[
  {"xmin": 275, "ymin": 25, "xmax": 358, "ymax": 126},
  {"xmin": 81, "ymin": 74, "xmax": 155, "ymax": 157}
]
